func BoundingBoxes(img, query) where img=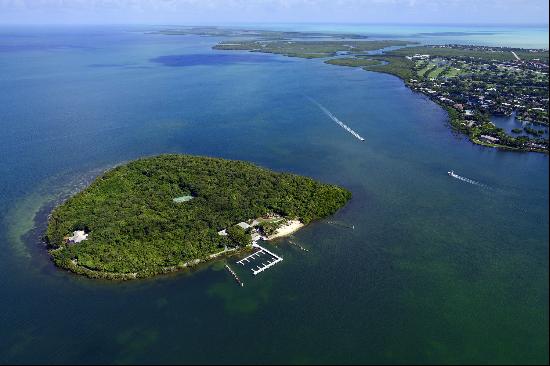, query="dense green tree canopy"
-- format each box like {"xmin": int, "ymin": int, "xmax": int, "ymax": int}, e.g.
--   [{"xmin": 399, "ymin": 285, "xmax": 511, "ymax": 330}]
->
[
  {"xmin": 46, "ymin": 154, "xmax": 351, "ymax": 279},
  {"xmin": 225, "ymin": 225, "xmax": 252, "ymax": 248}
]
